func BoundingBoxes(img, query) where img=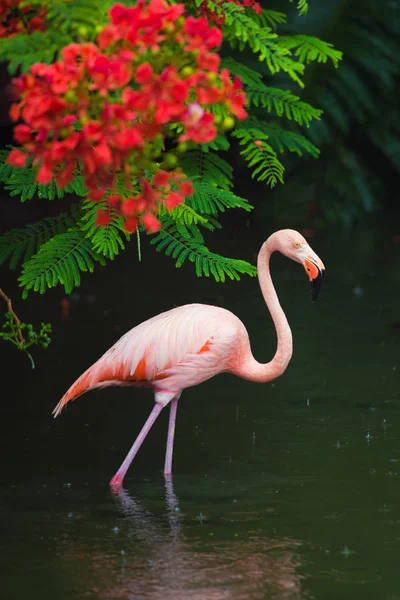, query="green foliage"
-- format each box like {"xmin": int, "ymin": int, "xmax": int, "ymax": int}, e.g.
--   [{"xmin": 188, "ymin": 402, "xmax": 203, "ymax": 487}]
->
[
  {"xmin": 80, "ymin": 201, "xmax": 130, "ymax": 260},
  {"xmin": 0, "ymin": 30, "xmax": 69, "ymax": 74},
  {"xmin": 0, "ymin": 205, "xmax": 82, "ymax": 270},
  {"xmin": 290, "ymin": 0, "xmax": 308, "ymax": 16},
  {"xmin": 179, "ymin": 150, "xmax": 234, "ymax": 190},
  {"xmin": 0, "ymin": 0, "xmax": 343, "ymax": 305},
  {"xmin": 188, "ymin": 181, "xmax": 253, "ymax": 215},
  {"xmin": 232, "ymin": 128, "xmax": 285, "ymax": 187},
  {"xmin": 18, "ymin": 230, "xmax": 106, "ymax": 298},
  {"xmin": 246, "ymin": 84, "xmax": 322, "ymax": 127},
  {"xmin": 245, "ymin": 119, "xmax": 320, "ymax": 158},
  {"xmin": 221, "ymin": 3, "xmax": 305, "ymax": 86},
  {"xmin": 278, "ymin": 35, "xmax": 343, "ymax": 67},
  {"xmin": 251, "ymin": 9, "xmax": 287, "ymax": 30},
  {"xmin": 151, "ymin": 220, "xmax": 257, "ymax": 282},
  {"xmin": 0, "ymin": 312, "xmax": 51, "ymax": 368},
  {"xmin": 0, "ymin": 151, "xmax": 87, "ymax": 201}
]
